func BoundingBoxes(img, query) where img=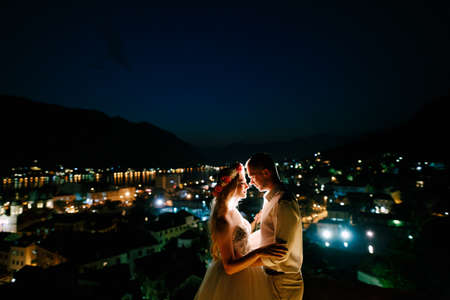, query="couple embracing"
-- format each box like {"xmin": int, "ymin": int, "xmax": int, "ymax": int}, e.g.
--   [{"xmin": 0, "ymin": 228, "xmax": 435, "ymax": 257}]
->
[{"xmin": 195, "ymin": 153, "xmax": 304, "ymax": 300}]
